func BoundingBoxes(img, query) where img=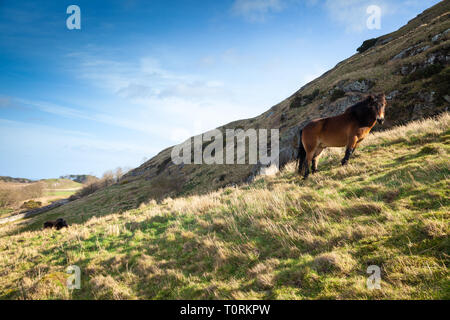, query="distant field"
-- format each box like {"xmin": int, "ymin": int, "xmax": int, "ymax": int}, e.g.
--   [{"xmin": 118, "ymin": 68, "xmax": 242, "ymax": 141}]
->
[
  {"xmin": 40, "ymin": 179, "xmax": 82, "ymax": 190},
  {"xmin": 40, "ymin": 179, "xmax": 82, "ymax": 202},
  {"xmin": 0, "ymin": 179, "xmax": 82, "ymax": 216},
  {"xmin": 43, "ymin": 190, "xmax": 79, "ymax": 197}
]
